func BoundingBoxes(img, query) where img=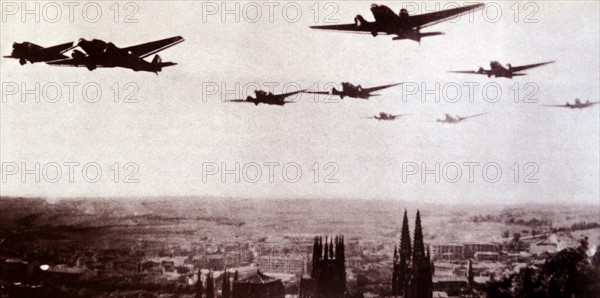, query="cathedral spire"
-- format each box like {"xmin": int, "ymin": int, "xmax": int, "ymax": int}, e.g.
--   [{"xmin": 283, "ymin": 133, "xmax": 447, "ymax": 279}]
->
[
  {"xmin": 412, "ymin": 210, "xmax": 425, "ymax": 263},
  {"xmin": 400, "ymin": 209, "xmax": 412, "ymax": 260},
  {"xmin": 222, "ymin": 270, "xmax": 231, "ymax": 298},
  {"xmin": 195, "ymin": 270, "xmax": 203, "ymax": 298},
  {"xmin": 329, "ymin": 237, "xmax": 334, "ymax": 260},
  {"xmin": 324, "ymin": 236, "xmax": 329, "ymax": 261},
  {"xmin": 206, "ymin": 270, "xmax": 214, "ymax": 298}
]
